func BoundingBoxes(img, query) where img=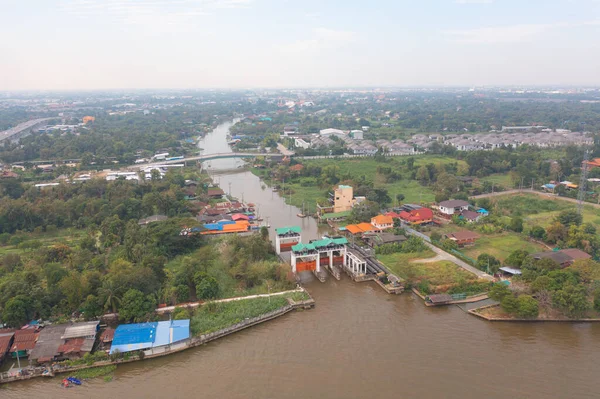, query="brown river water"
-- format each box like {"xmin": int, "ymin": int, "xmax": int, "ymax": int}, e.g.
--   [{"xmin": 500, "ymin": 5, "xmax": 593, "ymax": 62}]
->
[{"xmin": 3, "ymin": 121, "xmax": 600, "ymax": 399}]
